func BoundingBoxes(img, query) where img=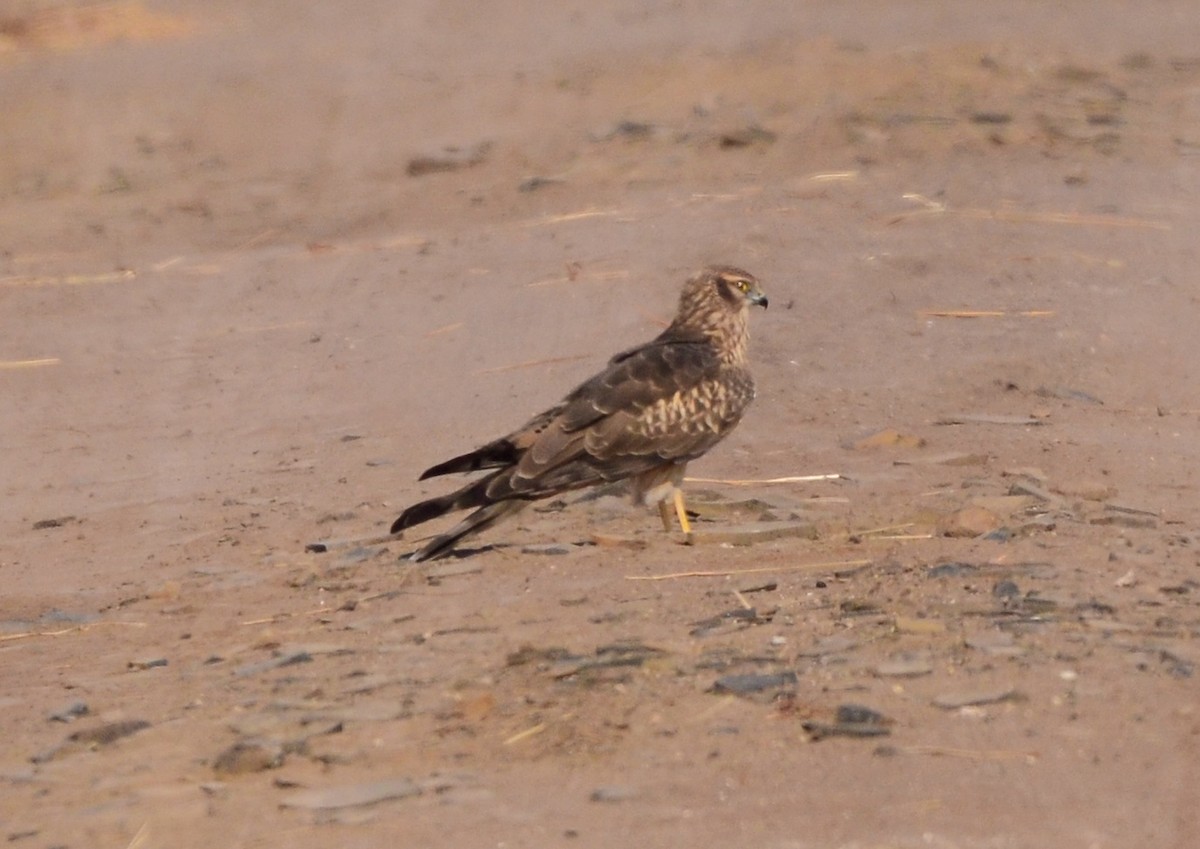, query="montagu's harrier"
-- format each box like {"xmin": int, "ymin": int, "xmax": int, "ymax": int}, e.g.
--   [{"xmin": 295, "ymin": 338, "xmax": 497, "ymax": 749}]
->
[{"xmin": 391, "ymin": 265, "xmax": 768, "ymax": 561}]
